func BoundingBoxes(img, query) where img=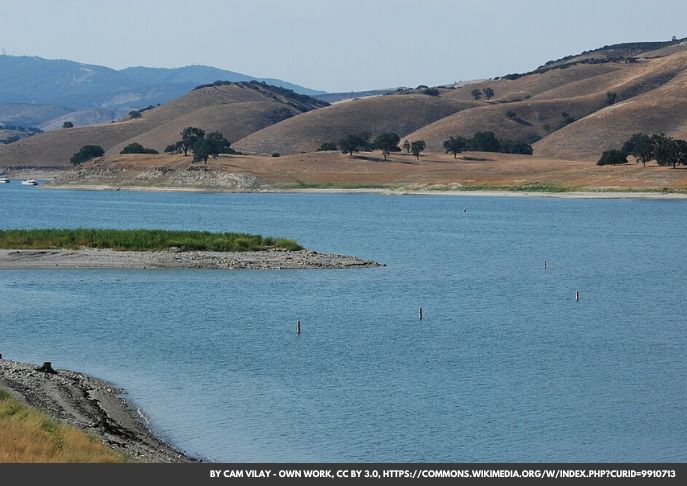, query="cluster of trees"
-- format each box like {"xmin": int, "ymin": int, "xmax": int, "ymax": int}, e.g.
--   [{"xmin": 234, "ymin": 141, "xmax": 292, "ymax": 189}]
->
[
  {"xmin": 322, "ymin": 130, "xmax": 532, "ymax": 160},
  {"xmin": 338, "ymin": 132, "xmax": 373, "ymax": 157},
  {"xmin": 598, "ymin": 133, "xmax": 687, "ymax": 168},
  {"xmin": 128, "ymin": 105, "xmax": 158, "ymax": 119},
  {"xmin": 471, "ymin": 87, "xmax": 495, "ymax": 100},
  {"xmin": 120, "ymin": 143, "xmax": 159, "ymax": 154},
  {"xmin": 70, "ymin": 145, "xmax": 104, "ymax": 165},
  {"xmin": 332, "ymin": 133, "xmax": 427, "ymax": 160},
  {"xmin": 164, "ymin": 127, "xmax": 233, "ymax": 163},
  {"xmin": 442, "ymin": 131, "xmax": 533, "ymax": 157}
]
